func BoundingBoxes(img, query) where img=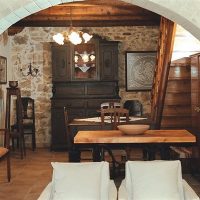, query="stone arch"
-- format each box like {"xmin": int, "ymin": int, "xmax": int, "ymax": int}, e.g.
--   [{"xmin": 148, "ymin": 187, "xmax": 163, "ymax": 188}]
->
[{"xmin": 0, "ymin": 0, "xmax": 200, "ymax": 40}]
